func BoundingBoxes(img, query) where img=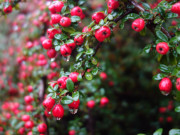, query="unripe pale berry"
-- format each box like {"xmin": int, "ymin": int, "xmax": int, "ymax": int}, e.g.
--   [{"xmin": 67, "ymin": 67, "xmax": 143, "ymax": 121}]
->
[
  {"xmin": 60, "ymin": 45, "xmax": 72, "ymax": 57},
  {"xmin": 69, "ymin": 72, "xmax": 79, "ymax": 83},
  {"xmin": 132, "ymin": 18, "xmax": 145, "ymax": 32},
  {"xmin": 68, "ymin": 99, "xmax": 80, "ymax": 109},
  {"xmin": 156, "ymin": 42, "xmax": 169, "ymax": 55},
  {"xmin": 52, "ymin": 104, "xmax": 64, "ymax": 119},
  {"xmin": 92, "ymin": 12, "xmax": 105, "ymax": 24},
  {"xmin": 60, "ymin": 17, "xmax": 71, "ymax": 27},
  {"xmin": 159, "ymin": 77, "xmax": 172, "ymax": 94},
  {"xmin": 47, "ymin": 48, "xmax": 57, "ymax": 58},
  {"xmin": 57, "ymin": 76, "xmax": 68, "ymax": 89},
  {"xmin": 74, "ymin": 35, "xmax": 84, "ymax": 45},
  {"xmin": 38, "ymin": 123, "xmax": 47, "ymax": 133},
  {"xmin": 87, "ymin": 100, "xmax": 95, "ymax": 108},
  {"xmin": 42, "ymin": 39, "xmax": 52, "ymax": 50},
  {"xmin": 43, "ymin": 97, "xmax": 55, "ymax": 111}
]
